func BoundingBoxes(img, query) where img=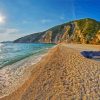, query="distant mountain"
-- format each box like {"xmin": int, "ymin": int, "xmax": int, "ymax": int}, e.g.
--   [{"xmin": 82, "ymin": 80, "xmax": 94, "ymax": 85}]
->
[
  {"xmin": 14, "ymin": 18, "xmax": 100, "ymax": 44},
  {"xmin": 1, "ymin": 41, "xmax": 13, "ymax": 43}
]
